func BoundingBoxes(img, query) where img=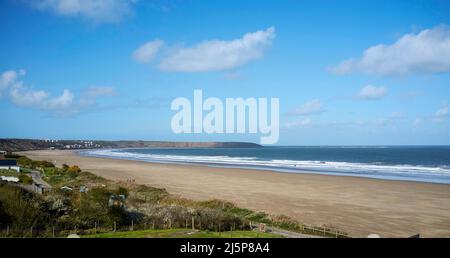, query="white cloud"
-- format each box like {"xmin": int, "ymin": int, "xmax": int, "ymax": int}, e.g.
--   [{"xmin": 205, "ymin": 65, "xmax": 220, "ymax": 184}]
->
[
  {"xmin": 46, "ymin": 89, "xmax": 74, "ymax": 110},
  {"xmin": 10, "ymin": 83, "xmax": 74, "ymax": 112},
  {"xmin": 157, "ymin": 27, "xmax": 275, "ymax": 72},
  {"xmin": 2, "ymin": 69, "xmax": 116, "ymax": 116},
  {"xmin": 132, "ymin": 39, "xmax": 164, "ymax": 63},
  {"xmin": 433, "ymin": 104, "xmax": 449, "ymax": 122},
  {"xmin": 331, "ymin": 26, "xmax": 450, "ymax": 76},
  {"xmin": 288, "ymin": 99, "xmax": 325, "ymax": 116},
  {"xmin": 356, "ymin": 85, "xmax": 387, "ymax": 100},
  {"xmin": 0, "ymin": 69, "xmax": 25, "ymax": 96},
  {"xmin": 29, "ymin": 0, "xmax": 137, "ymax": 24}
]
